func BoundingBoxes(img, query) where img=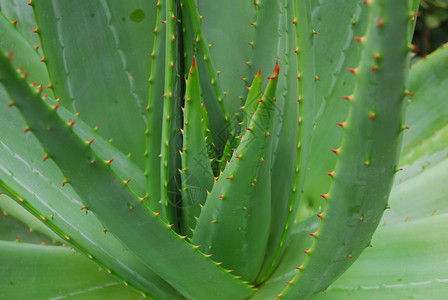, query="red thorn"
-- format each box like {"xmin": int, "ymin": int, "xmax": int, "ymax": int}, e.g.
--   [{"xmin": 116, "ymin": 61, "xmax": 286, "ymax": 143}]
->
[
  {"xmin": 365, "ymin": 161, "xmax": 371, "ymax": 167},
  {"xmin": 347, "ymin": 68, "xmax": 357, "ymax": 74},
  {"xmin": 251, "ymin": 22, "xmax": 256, "ymax": 26},
  {"xmin": 410, "ymin": 44, "xmax": 419, "ymax": 52},
  {"xmin": 349, "ymin": 254, "xmax": 353, "ymax": 259},
  {"xmin": 62, "ymin": 179, "xmax": 67, "ymax": 187},
  {"xmin": 330, "ymin": 148, "xmax": 340, "ymax": 155},
  {"xmin": 12, "ymin": 20, "xmax": 18, "ymax": 25},
  {"xmin": 286, "ymin": 281, "xmax": 293, "ymax": 284},
  {"xmin": 261, "ymin": 157, "xmax": 266, "ymax": 163},
  {"xmin": 296, "ymin": 266, "xmax": 303, "ymax": 270},
  {"xmin": 317, "ymin": 213, "xmax": 323, "ymax": 218},
  {"xmin": 336, "ymin": 122, "xmax": 345, "ymax": 128},
  {"xmin": 342, "ymin": 95, "xmax": 352, "ymax": 101},
  {"xmin": 360, "ymin": 217, "xmax": 364, "ymax": 221},
  {"xmin": 327, "ymin": 171, "xmax": 335, "ymax": 178},
  {"xmin": 369, "ymin": 112, "xmax": 375, "ymax": 120},
  {"xmin": 313, "ymin": 29, "xmax": 317, "ymax": 35},
  {"xmin": 309, "ymin": 232, "xmax": 317, "ymax": 237},
  {"xmin": 270, "ymin": 61, "xmax": 280, "ymax": 79},
  {"xmin": 354, "ymin": 36, "xmax": 364, "ymax": 43},
  {"xmin": 376, "ymin": 17, "xmax": 383, "ymax": 27},
  {"xmin": 320, "ymin": 193, "xmax": 329, "ymax": 199},
  {"xmin": 226, "ymin": 175, "xmax": 233, "ymax": 179},
  {"xmin": 107, "ymin": 158, "xmax": 114, "ymax": 164},
  {"xmin": 69, "ymin": 120, "xmax": 77, "ymax": 126},
  {"xmin": 303, "ymin": 249, "xmax": 310, "ymax": 254},
  {"xmin": 87, "ymin": 139, "xmax": 95, "ymax": 145},
  {"xmin": 124, "ymin": 179, "xmax": 131, "ymax": 184},
  {"xmin": 168, "ymin": 224, "xmax": 174, "ymax": 228},
  {"xmin": 191, "ymin": 56, "xmax": 196, "ymax": 68},
  {"xmin": 371, "ymin": 65, "xmax": 378, "ymax": 72},
  {"xmin": 405, "ymin": 90, "xmax": 414, "ymax": 96},
  {"xmin": 43, "ymin": 154, "xmax": 48, "ymax": 162},
  {"xmin": 40, "ymin": 57, "xmax": 45, "ymax": 62},
  {"xmin": 315, "ymin": 75, "xmax": 320, "ymax": 81}
]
